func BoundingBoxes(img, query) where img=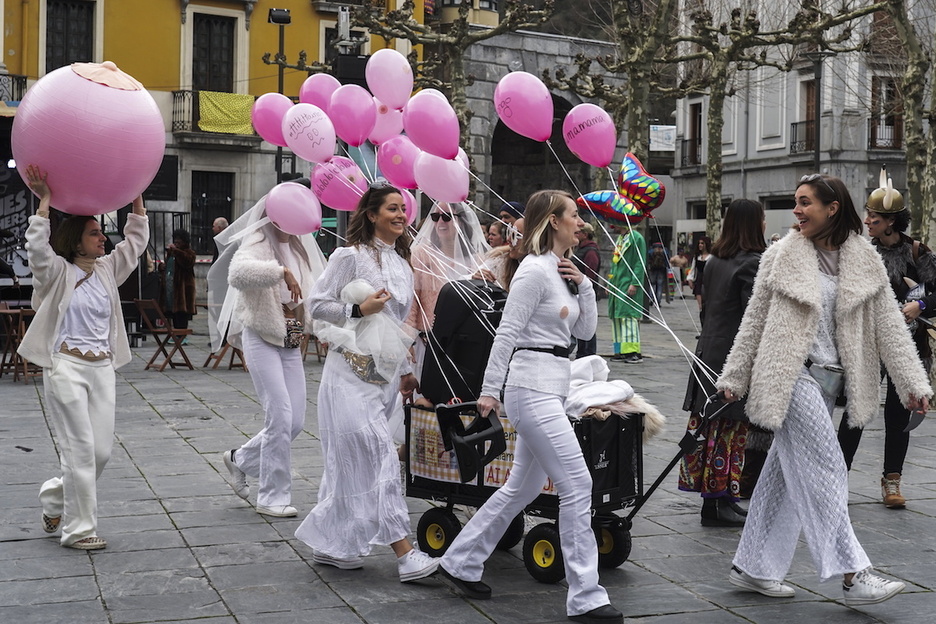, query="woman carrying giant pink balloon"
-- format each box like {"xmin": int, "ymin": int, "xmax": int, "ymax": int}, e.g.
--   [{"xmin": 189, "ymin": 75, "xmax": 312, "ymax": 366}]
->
[
  {"xmin": 20, "ymin": 165, "xmax": 149, "ymax": 550},
  {"xmin": 294, "ymin": 182, "xmax": 439, "ymax": 582},
  {"xmin": 215, "ymin": 180, "xmax": 326, "ymax": 518}
]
